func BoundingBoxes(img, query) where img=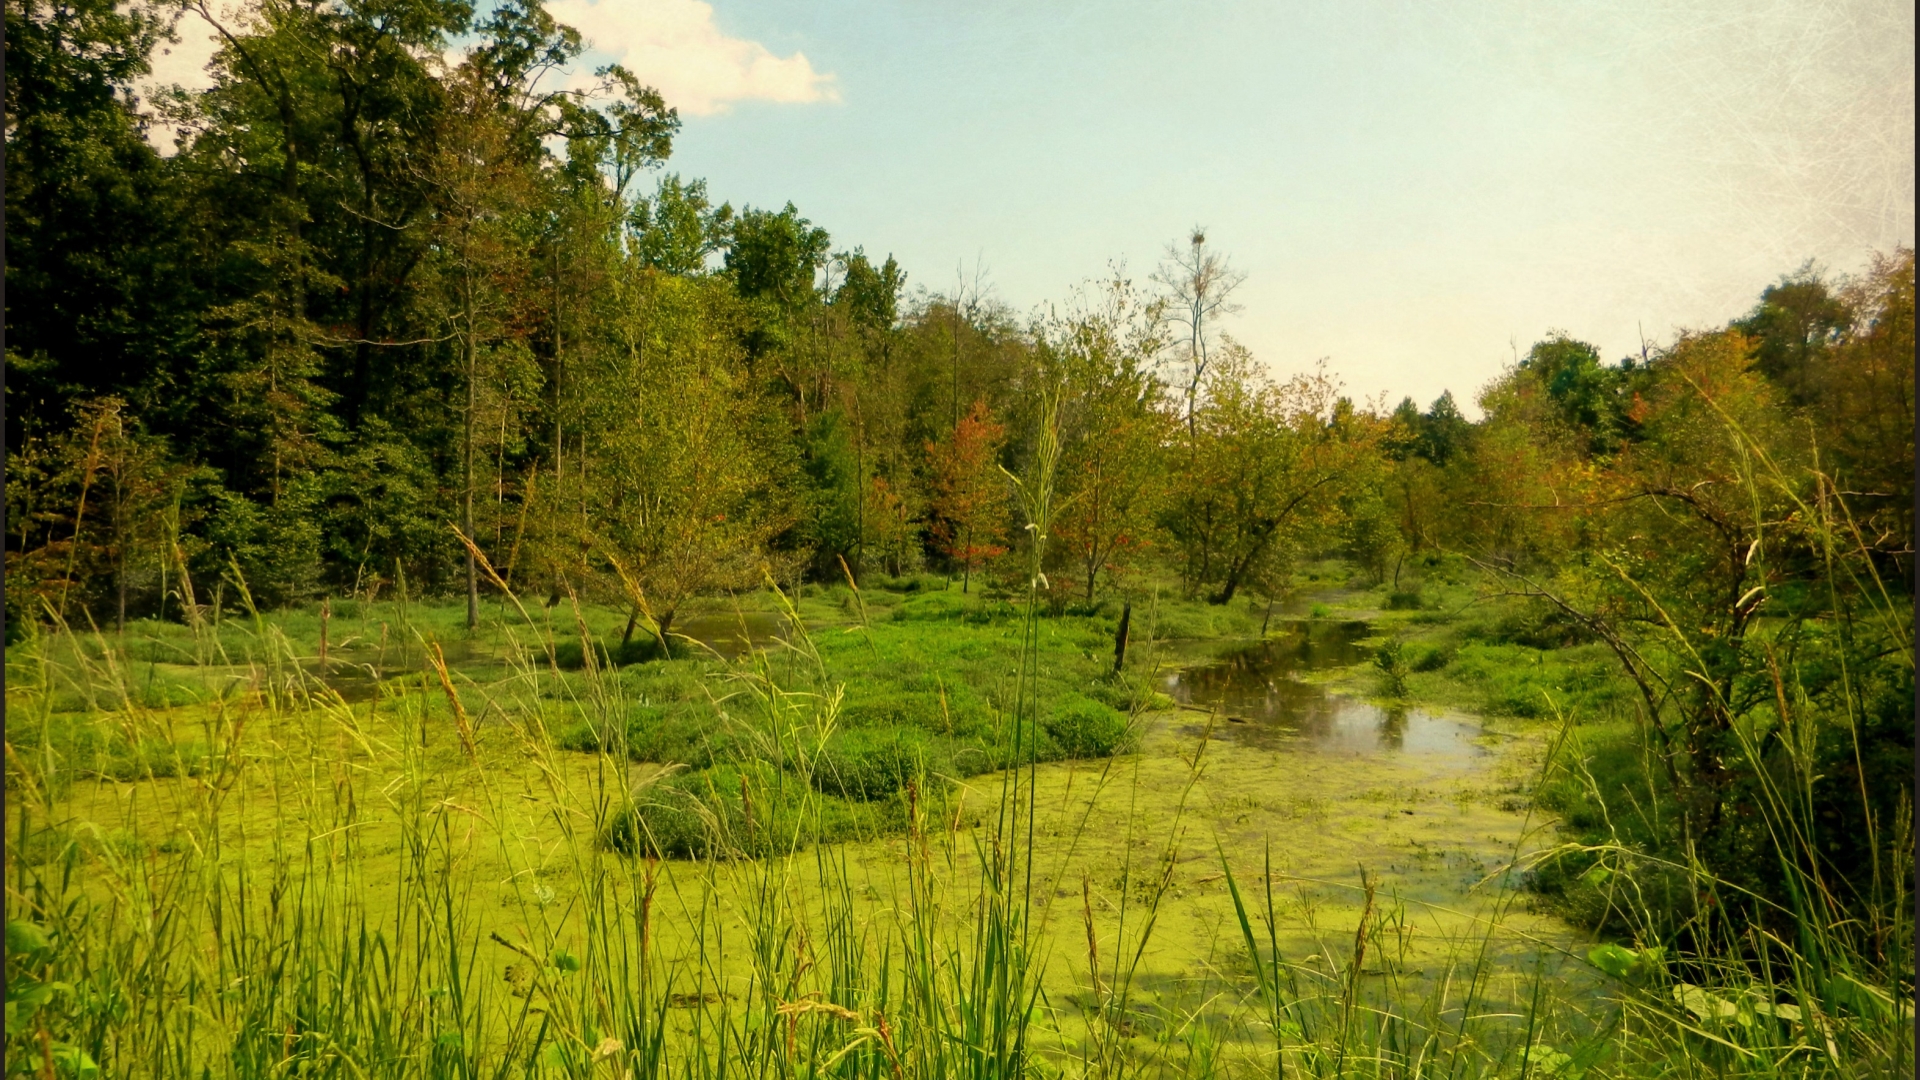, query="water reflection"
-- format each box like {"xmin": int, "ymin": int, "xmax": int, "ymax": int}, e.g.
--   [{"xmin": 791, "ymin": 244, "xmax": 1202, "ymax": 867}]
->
[
  {"xmin": 670, "ymin": 611, "xmax": 786, "ymax": 658},
  {"xmin": 1166, "ymin": 621, "xmax": 1483, "ymax": 763}
]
